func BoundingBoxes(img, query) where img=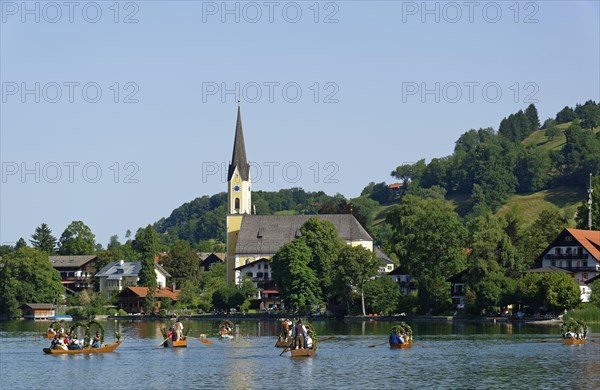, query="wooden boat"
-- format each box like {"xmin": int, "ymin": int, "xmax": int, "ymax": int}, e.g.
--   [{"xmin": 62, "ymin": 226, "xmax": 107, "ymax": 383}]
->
[
  {"xmin": 390, "ymin": 342, "xmax": 413, "ymax": 349},
  {"xmin": 290, "ymin": 347, "xmax": 316, "ymax": 357},
  {"xmin": 168, "ymin": 338, "xmax": 187, "ymax": 348},
  {"xmin": 275, "ymin": 339, "xmax": 292, "ymax": 348},
  {"xmin": 43, "ymin": 339, "xmax": 123, "ymax": 354},
  {"xmin": 563, "ymin": 338, "xmax": 586, "ymax": 345}
]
